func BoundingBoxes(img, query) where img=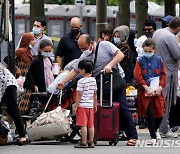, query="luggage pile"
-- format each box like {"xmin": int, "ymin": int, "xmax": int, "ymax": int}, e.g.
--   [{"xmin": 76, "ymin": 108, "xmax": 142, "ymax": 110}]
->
[{"xmin": 27, "ymin": 91, "xmax": 72, "ymax": 141}]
